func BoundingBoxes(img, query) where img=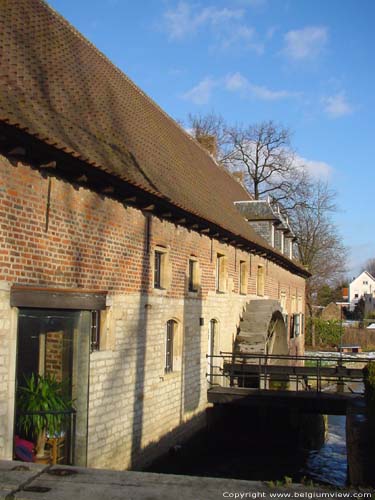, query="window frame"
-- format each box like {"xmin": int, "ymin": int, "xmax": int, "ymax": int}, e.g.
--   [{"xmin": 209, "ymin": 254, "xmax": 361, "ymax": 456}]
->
[
  {"xmin": 154, "ymin": 250, "xmax": 163, "ymax": 289},
  {"xmin": 216, "ymin": 253, "xmax": 227, "ymax": 293},
  {"xmin": 188, "ymin": 258, "xmax": 199, "ymax": 293},
  {"xmin": 90, "ymin": 310, "xmax": 100, "ymax": 352},
  {"xmin": 165, "ymin": 319, "xmax": 175, "ymax": 373},
  {"xmin": 239, "ymin": 260, "xmax": 247, "ymax": 295},
  {"xmin": 256, "ymin": 265, "xmax": 265, "ymax": 297},
  {"xmin": 153, "ymin": 247, "xmax": 170, "ymax": 290}
]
